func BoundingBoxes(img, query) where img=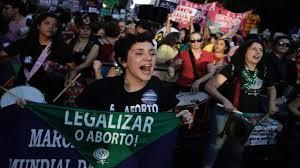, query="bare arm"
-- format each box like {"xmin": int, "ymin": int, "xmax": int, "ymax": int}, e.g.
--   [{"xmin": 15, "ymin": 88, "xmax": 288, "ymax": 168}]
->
[
  {"xmin": 168, "ymin": 56, "xmax": 182, "ymax": 76},
  {"xmin": 221, "ymin": 29, "xmax": 236, "ymax": 39},
  {"xmin": 189, "ymin": 16, "xmax": 195, "ymax": 33},
  {"xmin": 205, "ymin": 74, "xmax": 235, "ymax": 111},
  {"xmin": 266, "ymin": 86, "xmax": 278, "ymax": 114},
  {"xmin": 166, "ymin": 13, "xmax": 172, "ymax": 35},
  {"xmin": 288, "ymin": 97, "xmax": 300, "ymax": 118},
  {"xmin": 197, "ymin": 63, "xmax": 215, "ymax": 84},
  {"xmin": 191, "ymin": 63, "xmax": 215, "ymax": 92},
  {"xmin": 68, "ymin": 44, "xmax": 99, "ymax": 80},
  {"xmin": 203, "ymin": 26, "xmax": 211, "ymax": 41}
]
